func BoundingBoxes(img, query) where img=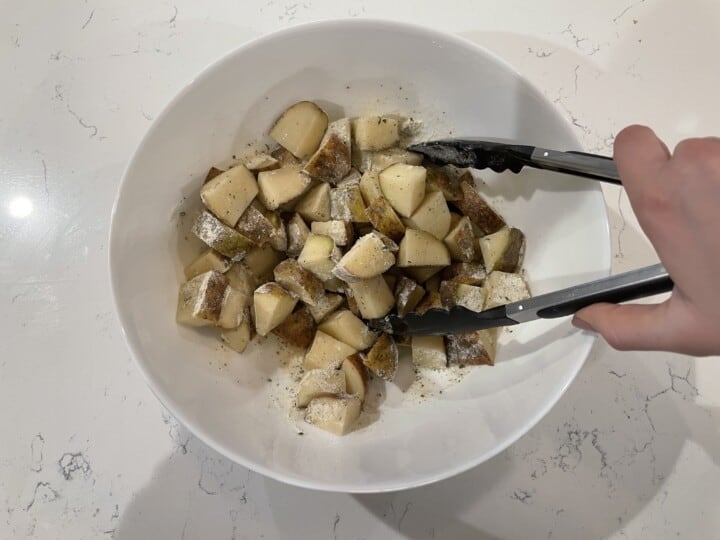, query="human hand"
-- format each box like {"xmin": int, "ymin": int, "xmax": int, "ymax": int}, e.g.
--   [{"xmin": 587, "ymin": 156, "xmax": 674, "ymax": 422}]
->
[{"xmin": 572, "ymin": 125, "xmax": 720, "ymax": 355}]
